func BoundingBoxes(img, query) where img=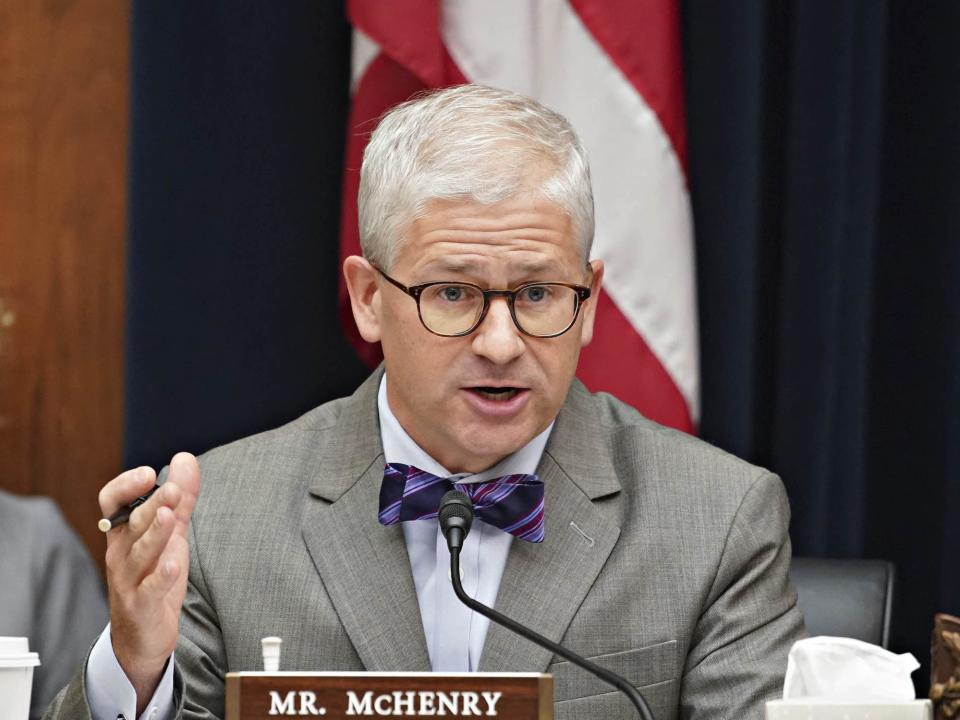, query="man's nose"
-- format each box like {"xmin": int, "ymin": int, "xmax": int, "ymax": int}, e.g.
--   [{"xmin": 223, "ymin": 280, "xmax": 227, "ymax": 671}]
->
[{"xmin": 470, "ymin": 297, "xmax": 525, "ymax": 364}]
